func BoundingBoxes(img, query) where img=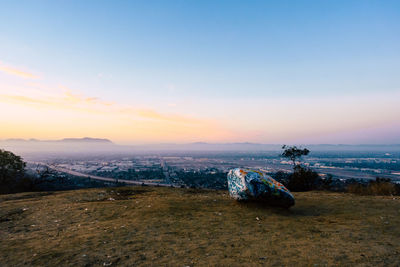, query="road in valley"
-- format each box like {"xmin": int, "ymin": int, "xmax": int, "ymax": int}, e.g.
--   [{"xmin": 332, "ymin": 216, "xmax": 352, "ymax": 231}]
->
[{"xmin": 33, "ymin": 163, "xmax": 178, "ymax": 188}]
